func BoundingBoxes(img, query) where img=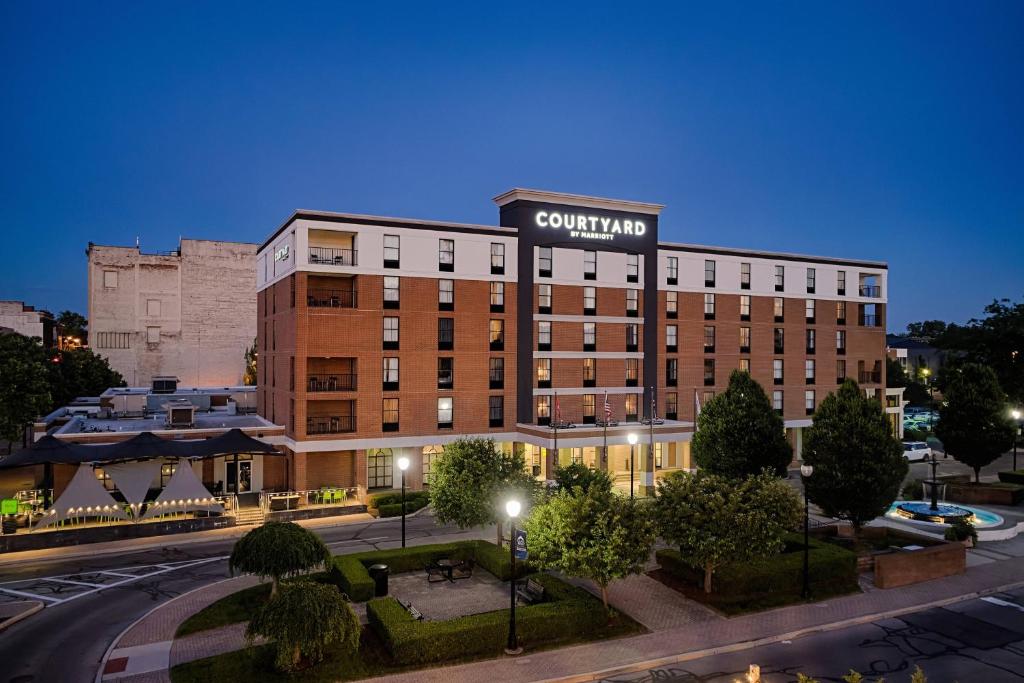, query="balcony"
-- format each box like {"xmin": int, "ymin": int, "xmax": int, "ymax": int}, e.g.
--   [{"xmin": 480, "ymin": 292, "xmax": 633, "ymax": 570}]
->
[
  {"xmin": 309, "ymin": 247, "xmax": 357, "ymax": 267},
  {"xmin": 307, "ymin": 288, "xmax": 357, "ymax": 308},
  {"xmin": 307, "ymin": 415, "xmax": 355, "ymax": 435},
  {"xmin": 859, "ymin": 371, "xmax": 882, "ymax": 384},
  {"xmin": 307, "ymin": 373, "xmax": 356, "ymax": 392},
  {"xmin": 859, "ymin": 285, "xmax": 881, "ymax": 298}
]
